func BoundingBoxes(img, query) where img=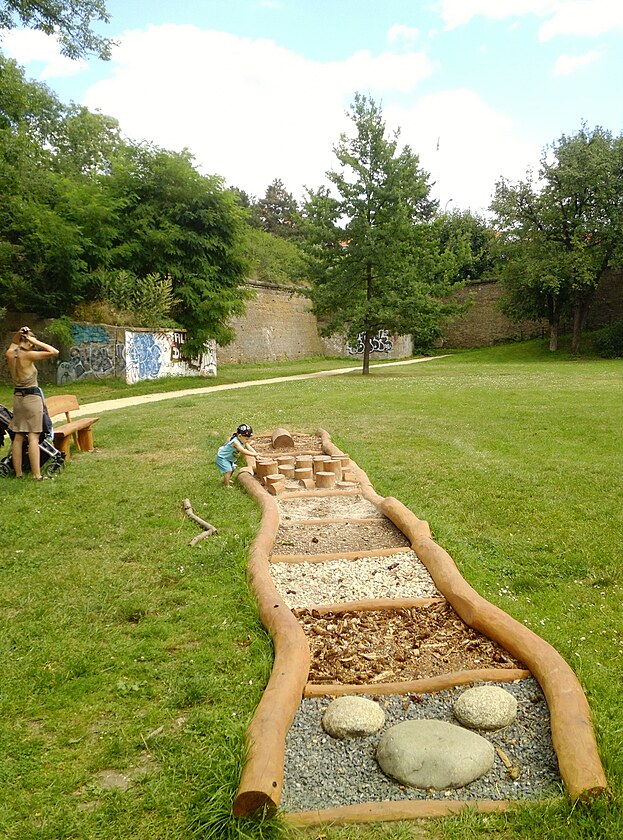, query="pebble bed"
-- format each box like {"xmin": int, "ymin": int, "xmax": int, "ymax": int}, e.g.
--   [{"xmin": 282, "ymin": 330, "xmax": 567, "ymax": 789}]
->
[
  {"xmin": 281, "ymin": 677, "xmax": 562, "ymax": 812},
  {"xmin": 270, "ymin": 550, "xmax": 441, "ymax": 608}
]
